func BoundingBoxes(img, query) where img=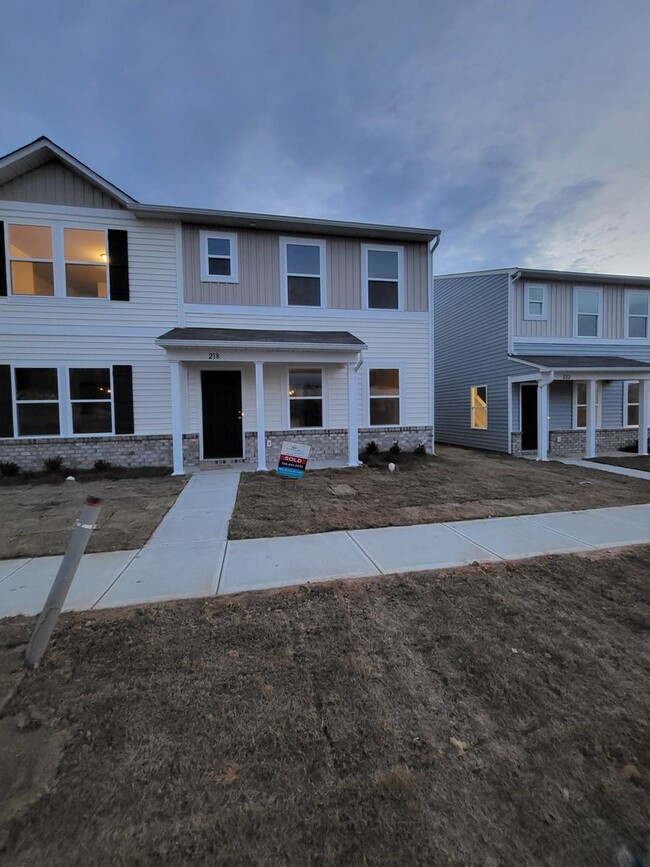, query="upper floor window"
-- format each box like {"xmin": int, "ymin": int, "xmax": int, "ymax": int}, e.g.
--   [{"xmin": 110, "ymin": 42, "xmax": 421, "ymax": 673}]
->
[
  {"xmin": 524, "ymin": 283, "xmax": 547, "ymax": 320},
  {"xmin": 199, "ymin": 231, "xmax": 239, "ymax": 283},
  {"xmin": 574, "ymin": 288, "xmax": 601, "ymax": 337},
  {"xmin": 626, "ymin": 291, "xmax": 649, "ymax": 338},
  {"xmin": 4, "ymin": 222, "xmax": 121, "ymax": 300},
  {"xmin": 362, "ymin": 245, "xmax": 403, "ymax": 310},
  {"xmin": 8, "ymin": 224, "xmax": 55, "ymax": 296},
  {"xmin": 280, "ymin": 238, "xmax": 325, "ymax": 307}
]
